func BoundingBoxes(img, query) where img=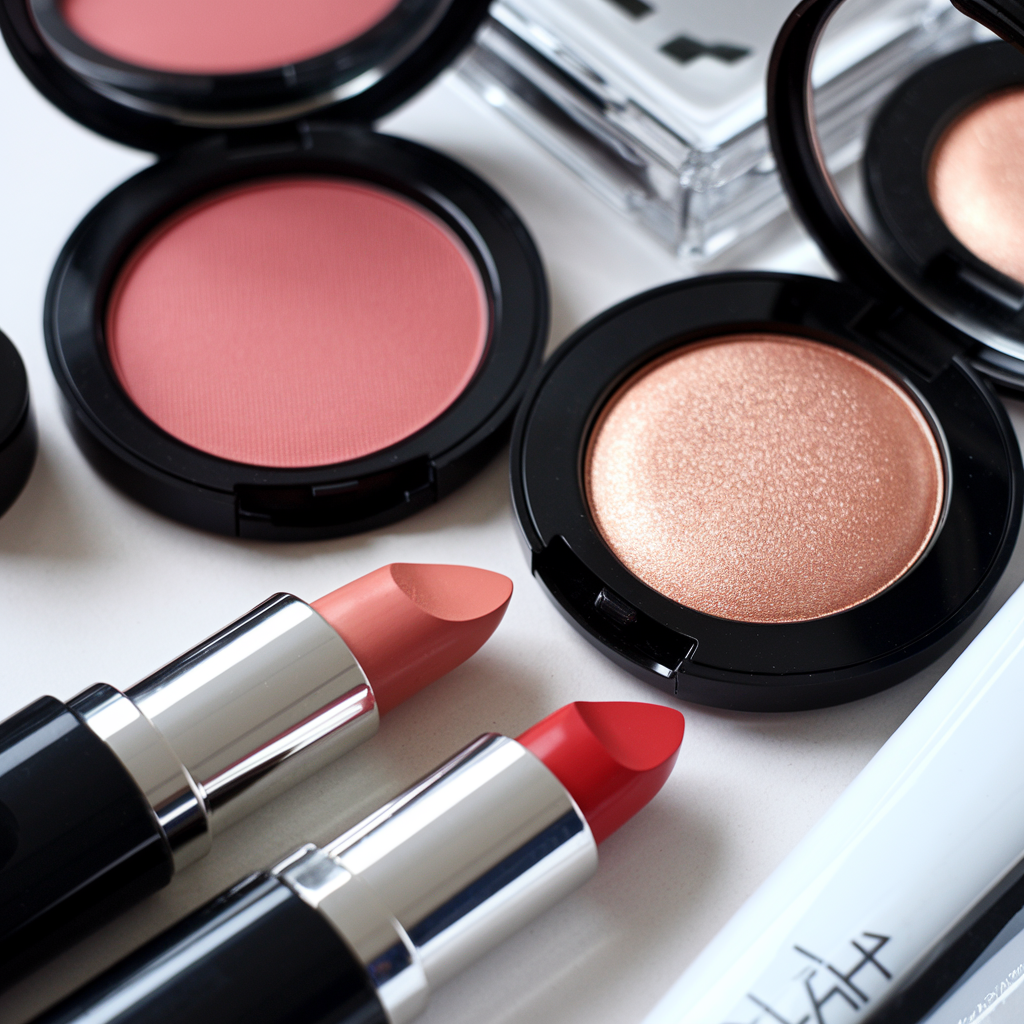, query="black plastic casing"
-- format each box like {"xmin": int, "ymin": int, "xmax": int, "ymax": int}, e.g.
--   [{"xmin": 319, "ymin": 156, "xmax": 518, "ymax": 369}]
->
[
  {"xmin": 952, "ymin": 0, "xmax": 1024, "ymax": 53},
  {"xmin": 773, "ymin": 0, "xmax": 1024, "ymax": 395},
  {"xmin": 0, "ymin": 695, "xmax": 172, "ymax": 988},
  {"xmin": 32, "ymin": 873, "xmax": 386, "ymax": 1024},
  {"xmin": 0, "ymin": 329, "xmax": 36, "ymax": 517},
  {"xmin": 0, "ymin": 0, "xmax": 548, "ymax": 540},
  {"xmin": 511, "ymin": 273, "xmax": 1022, "ymax": 711}
]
